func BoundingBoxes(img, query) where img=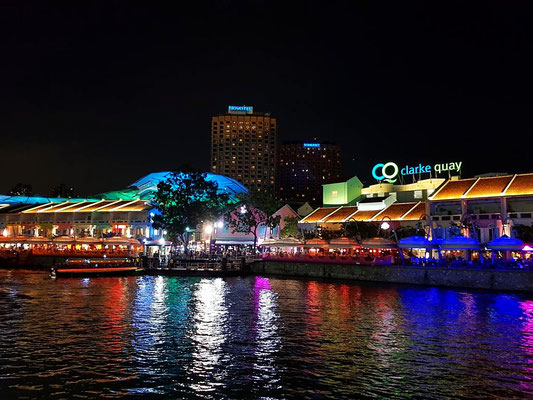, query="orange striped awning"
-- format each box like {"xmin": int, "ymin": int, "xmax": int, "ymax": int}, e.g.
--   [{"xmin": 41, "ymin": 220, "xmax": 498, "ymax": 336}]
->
[
  {"xmin": 374, "ymin": 202, "xmax": 419, "ymax": 221},
  {"xmin": 300, "ymin": 207, "xmax": 340, "ymax": 223},
  {"xmin": 322, "ymin": 206, "xmax": 357, "ymax": 223},
  {"xmin": 464, "ymin": 176, "xmax": 513, "ymax": 198},
  {"xmin": 431, "ymin": 179, "xmax": 477, "ymax": 200},
  {"xmin": 504, "ymin": 174, "xmax": 533, "ymax": 196}
]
